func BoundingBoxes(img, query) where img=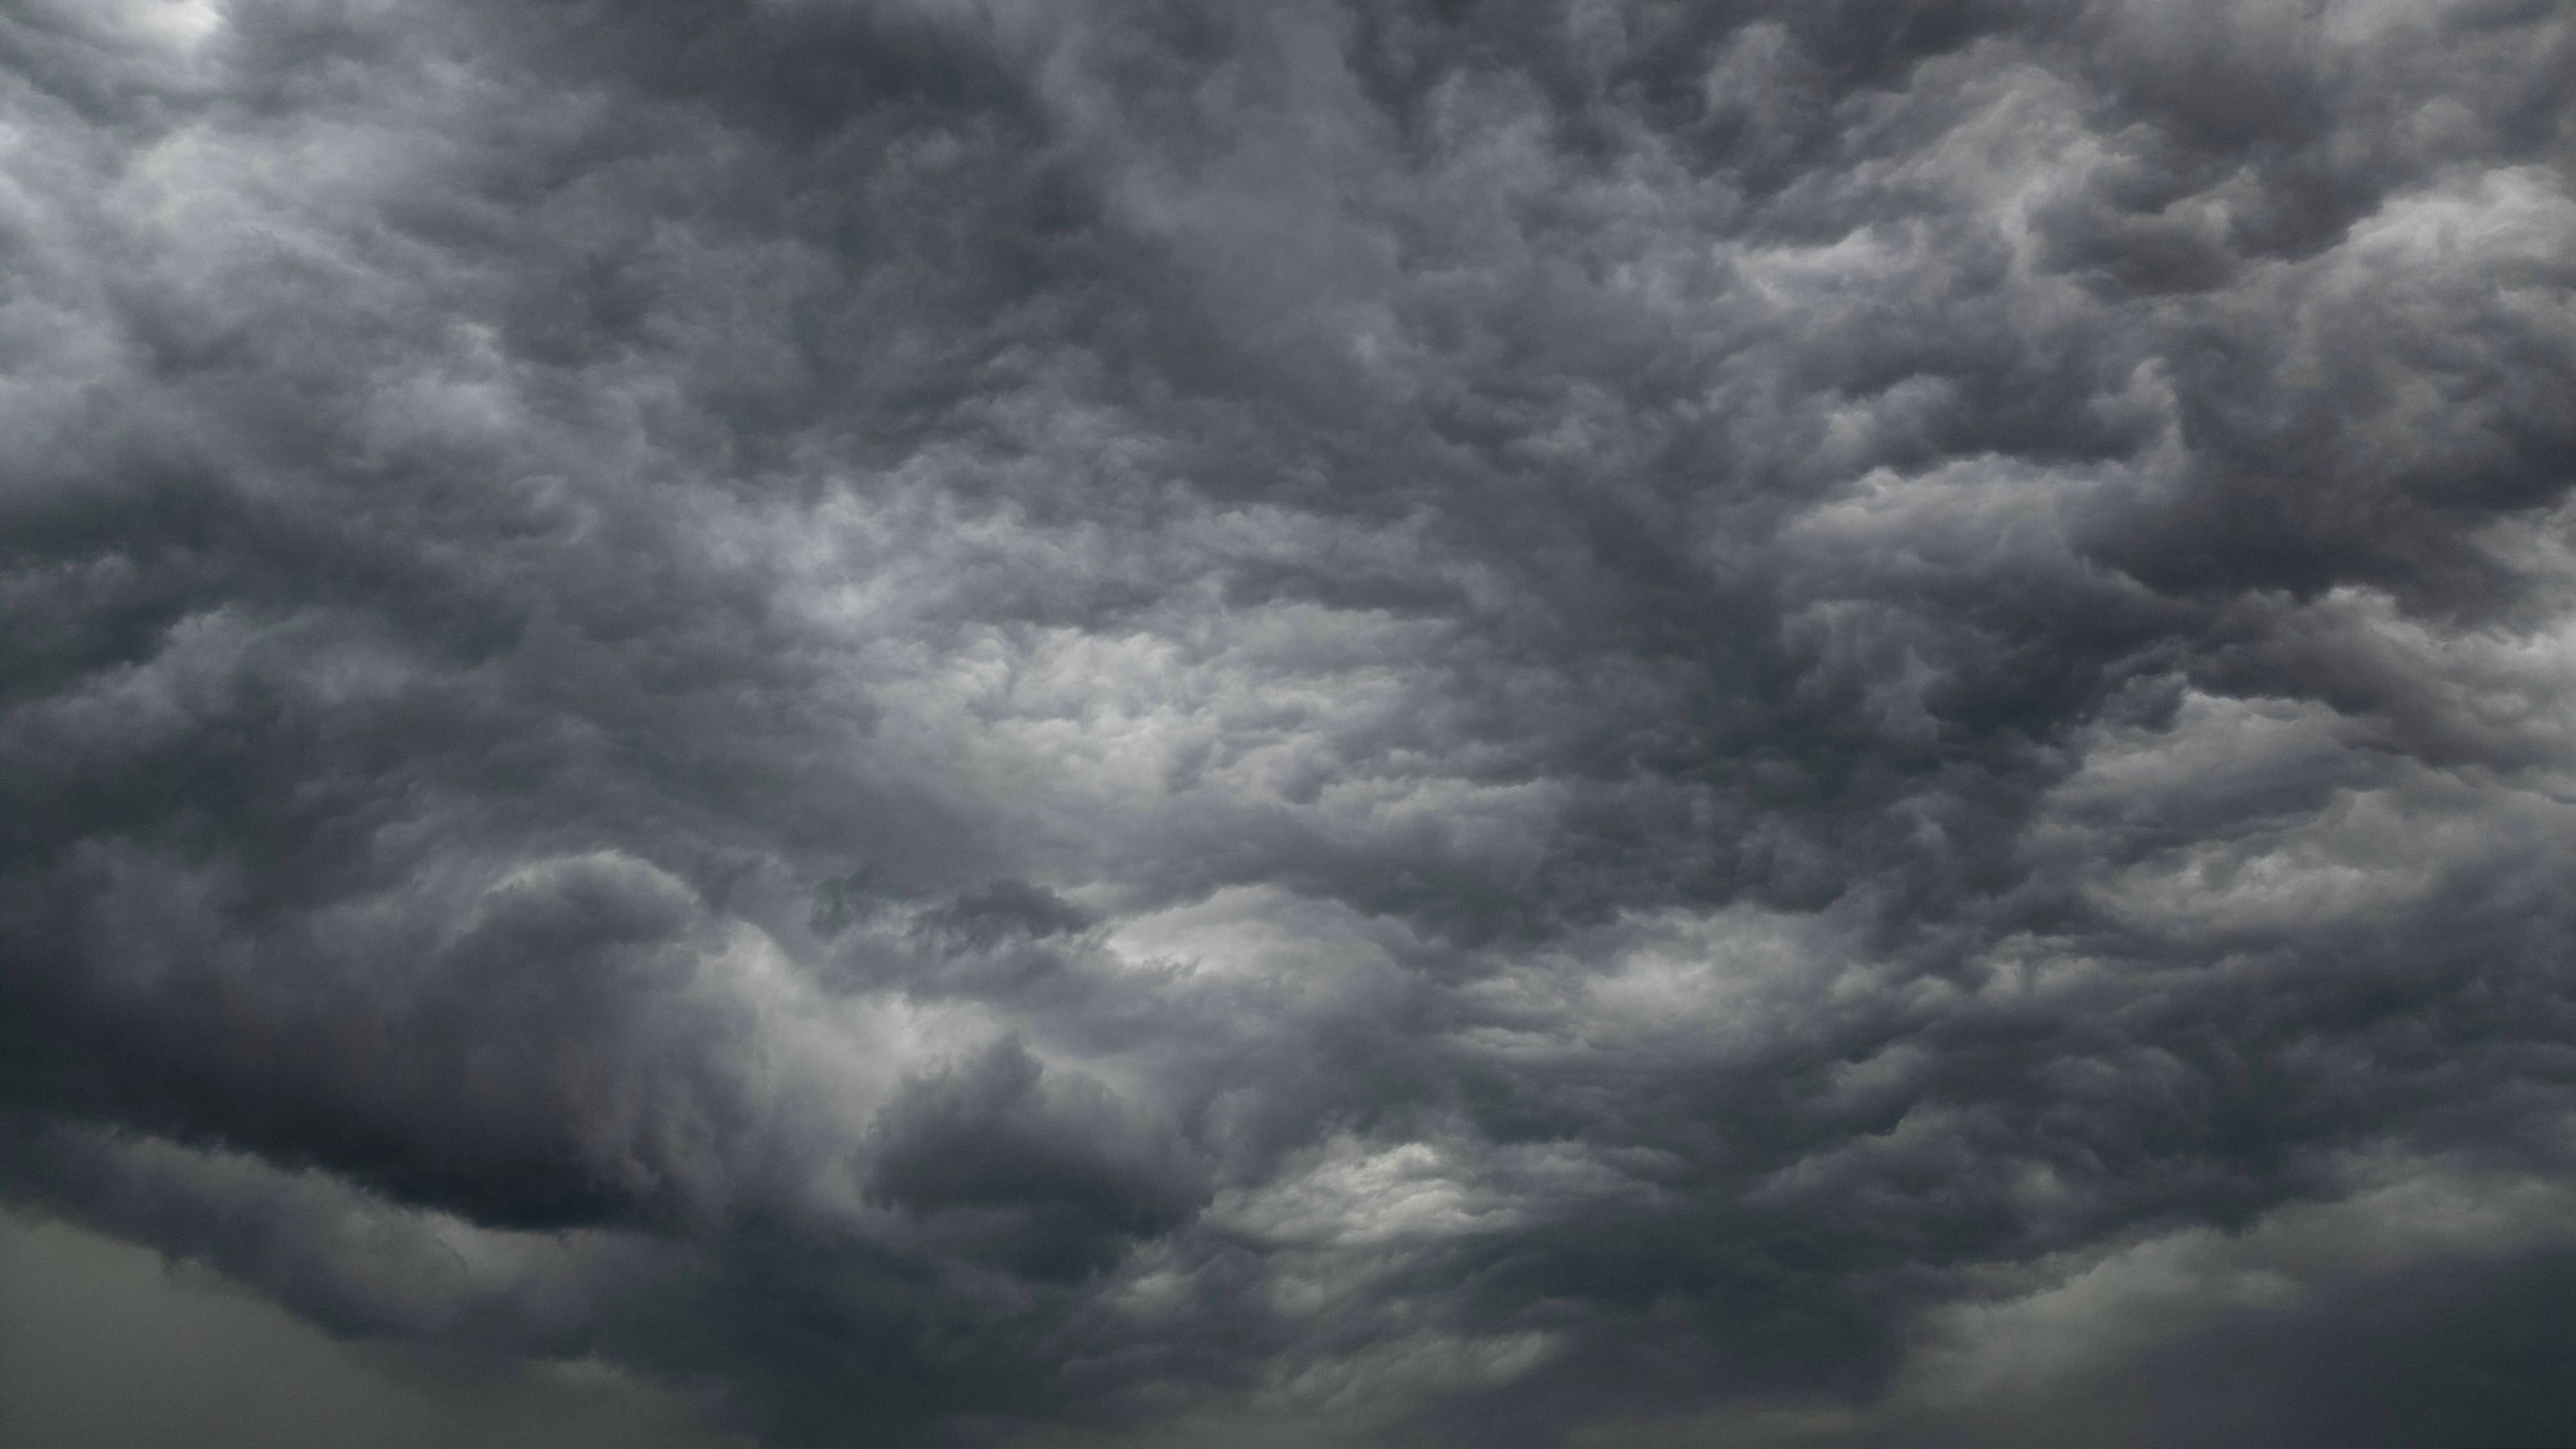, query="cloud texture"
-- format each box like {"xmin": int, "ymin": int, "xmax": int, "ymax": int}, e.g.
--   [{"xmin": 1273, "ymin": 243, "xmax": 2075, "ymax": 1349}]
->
[{"xmin": 3, "ymin": 1, "xmax": 2574, "ymax": 1443}]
